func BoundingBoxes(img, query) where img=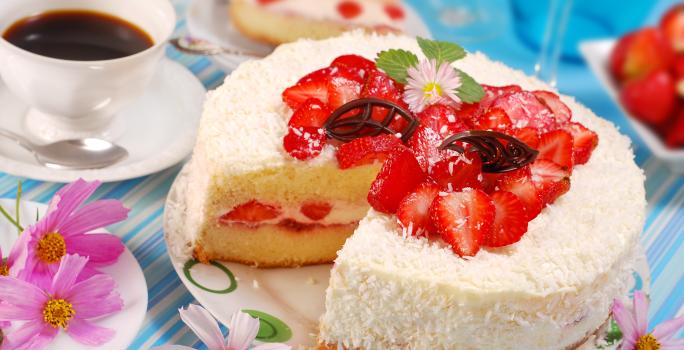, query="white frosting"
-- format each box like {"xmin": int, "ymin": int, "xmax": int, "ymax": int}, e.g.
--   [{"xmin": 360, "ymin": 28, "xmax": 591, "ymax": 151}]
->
[{"xmin": 246, "ymin": 0, "xmax": 406, "ymax": 29}]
